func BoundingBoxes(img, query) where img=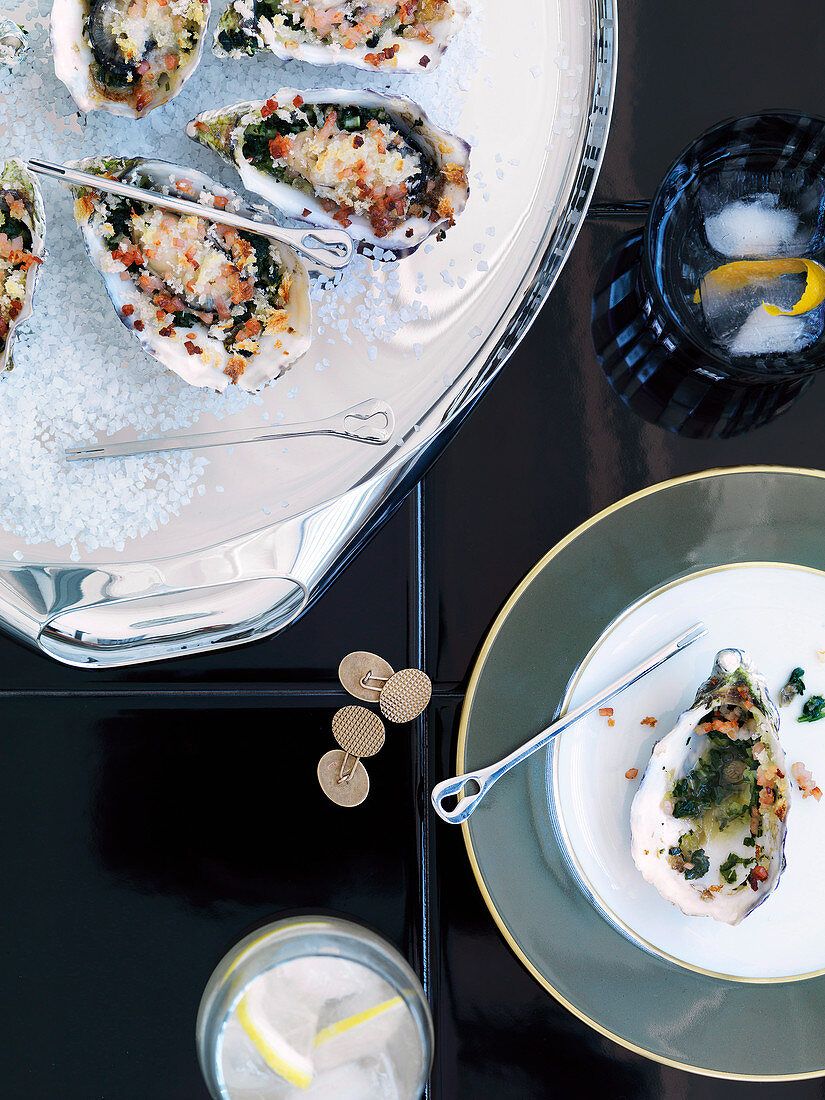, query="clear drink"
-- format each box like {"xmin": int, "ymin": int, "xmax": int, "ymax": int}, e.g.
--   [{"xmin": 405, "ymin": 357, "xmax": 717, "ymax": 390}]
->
[
  {"xmin": 197, "ymin": 918, "xmax": 433, "ymax": 1100},
  {"xmin": 655, "ymin": 162, "xmax": 825, "ymax": 363}
]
